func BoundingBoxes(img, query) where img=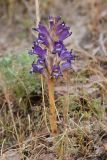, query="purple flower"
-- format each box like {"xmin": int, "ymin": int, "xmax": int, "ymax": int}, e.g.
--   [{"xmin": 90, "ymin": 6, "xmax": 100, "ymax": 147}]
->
[
  {"xmin": 52, "ymin": 65, "xmax": 62, "ymax": 79},
  {"xmin": 33, "ymin": 22, "xmax": 49, "ymax": 36},
  {"xmin": 37, "ymin": 33, "xmax": 49, "ymax": 46},
  {"xmin": 56, "ymin": 22, "xmax": 72, "ymax": 41},
  {"xmin": 31, "ymin": 59, "xmax": 44, "ymax": 73},
  {"xmin": 29, "ymin": 16, "xmax": 74, "ymax": 79},
  {"xmin": 60, "ymin": 49, "xmax": 74, "ymax": 60},
  {"xmin": 53, "ymin": 41, "xmax": 65, "ymax": 54},
  {"xmin": 61, "ymin": 61, "xmax": 71, "ymax": 71}
]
